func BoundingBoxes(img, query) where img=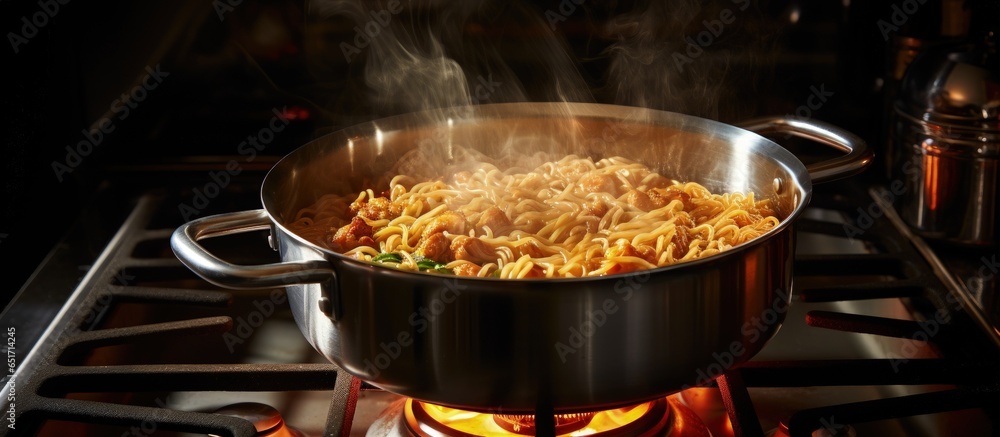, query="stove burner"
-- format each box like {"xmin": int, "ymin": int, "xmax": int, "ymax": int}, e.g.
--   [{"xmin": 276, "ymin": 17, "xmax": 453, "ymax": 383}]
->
[
  {"xmin": 770, "ymin": 421, "xmax": 857, "ymax": 437},
  {"xmin": 212, "ymin": 402, "xmax": 307, "ymax": 437},
  {"xmin": 493, "ymin": 412, "xmax": 595, "ymax": 435},
  {"xmin": 396, "ymin": 395, "xmax": 710, "ymax": 436}
]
